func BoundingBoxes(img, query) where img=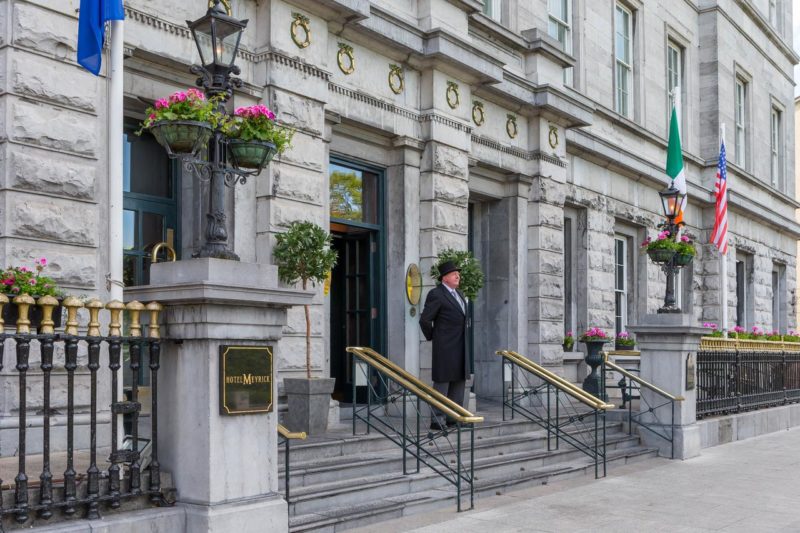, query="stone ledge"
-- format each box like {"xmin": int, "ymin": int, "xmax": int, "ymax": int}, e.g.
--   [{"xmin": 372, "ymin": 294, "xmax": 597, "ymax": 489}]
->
[{"xmin": 698, "ymin": 404, "xmax": 800, "ymax": 449}]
